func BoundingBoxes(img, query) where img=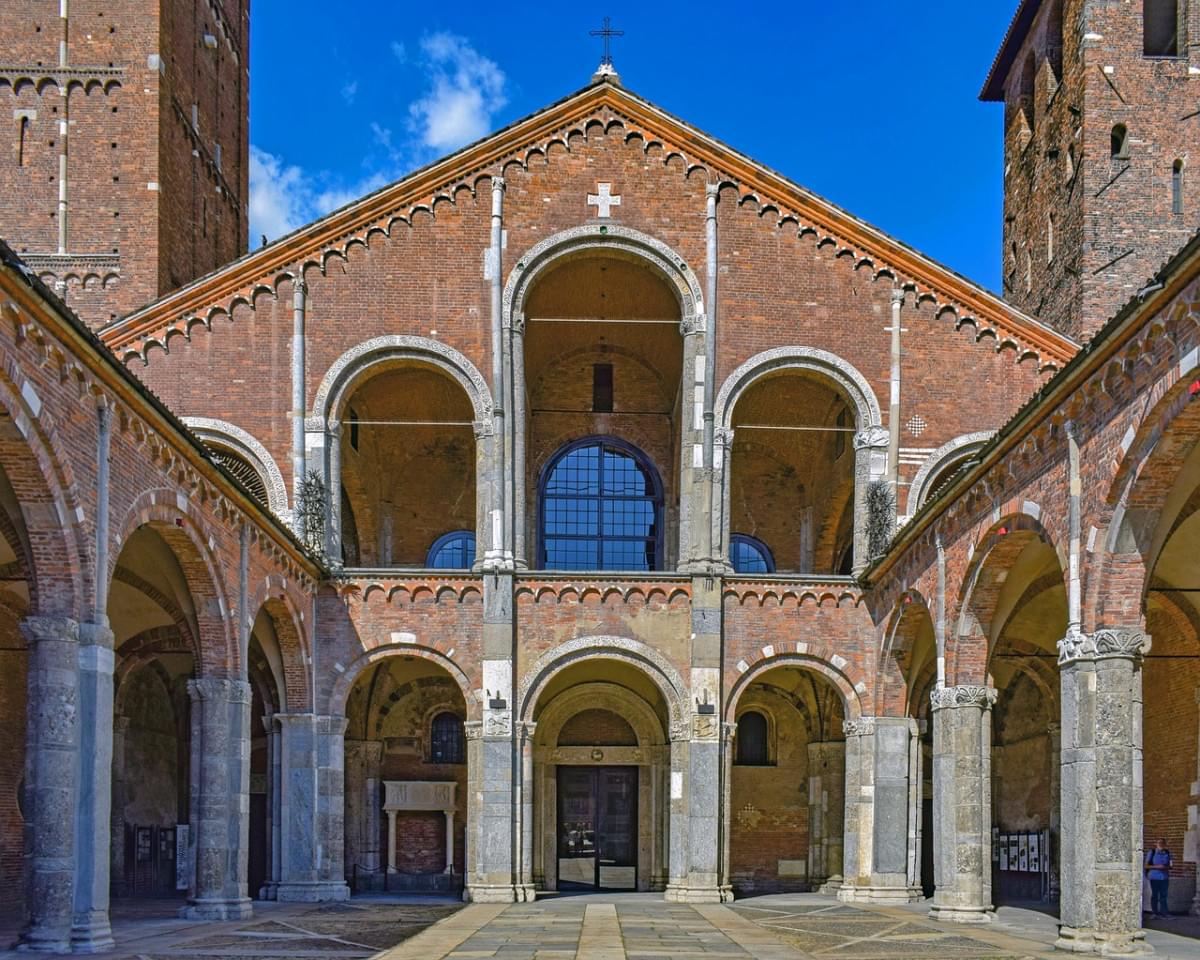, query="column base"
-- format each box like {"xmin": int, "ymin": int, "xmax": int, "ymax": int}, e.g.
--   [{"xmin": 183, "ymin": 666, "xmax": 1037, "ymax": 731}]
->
[
  {"xmin": 70, "ymin": 911, "xmax": 116, "ymax": 953},
  {"xmin": 817, "ymin": 875, "xmax": 844, "ymax": 896},
  {"xmin": 928, "ymin": 903, "xmax": 993, "ymax": 924},
  {"xmin": 258, "ymin": 881, "xmax": 278, "ymax": 901},
  {"xmin": 274, "ymin": 882, "xmax": 350, "ymax": 903},
  {"xmin": 664, "ymin": 882, "xmax": 733, "ymax": 903},
  {"xmin": 17, "ymin": 930, "xmax": 72, "ymax": 953},
  {"xmin": 464, "ymin": 883, "xmax": 520, "ymax": 903},
  {"xmin": 180, "ymin": 897, "xmax": 254, "ymax": 921},
  {"xmin": 1055, "ymin": 925, "xmax": 1153, "ymax": 956},
  {"xmin": 838, "ymin": 884, "xmax": 923, "ymax": 904},
  {"xmin": 514, "ymin": 883, "xmax": 537, "ymax": 902}
]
